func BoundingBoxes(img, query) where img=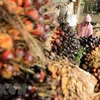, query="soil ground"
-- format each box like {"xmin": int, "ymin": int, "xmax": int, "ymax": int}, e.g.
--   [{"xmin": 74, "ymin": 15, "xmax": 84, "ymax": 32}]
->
[{"xmin": 79, "ymin": 13, "xmax": 100, "ymax": 23}]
